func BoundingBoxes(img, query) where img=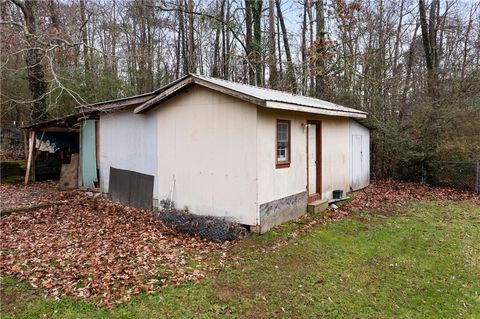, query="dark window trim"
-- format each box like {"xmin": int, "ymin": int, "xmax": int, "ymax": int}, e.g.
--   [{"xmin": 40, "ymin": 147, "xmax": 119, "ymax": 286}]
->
[{"xmin": 276, "ymin": 119, "xmax": 291, "ymax": 169}]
